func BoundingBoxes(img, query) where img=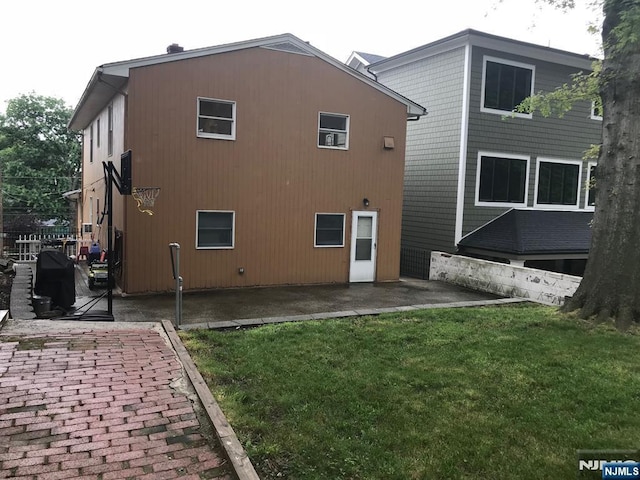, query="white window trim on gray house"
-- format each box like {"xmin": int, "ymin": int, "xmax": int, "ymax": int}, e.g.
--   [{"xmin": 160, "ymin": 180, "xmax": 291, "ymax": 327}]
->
[
  {"xmin": 480, "ymin": 55, "xmax": 535, "ymax": 119},
  {"xmin": 585, "ymin": 161, "xmax": 597, "ymax": 211},
  {"xmin": 196, "ymin": 210, "xmax": 235, "ymax": 249},
  {"xmin": 590, "ymin": 100, "xmax": 603, "ymax": 121},
  {"xmin": 475, "ymin": 151, "xmax": 530, "ymax": 208},
  {"xmin": 533, "ymin": 157, "xmax": 583, "ymax": 210}
]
